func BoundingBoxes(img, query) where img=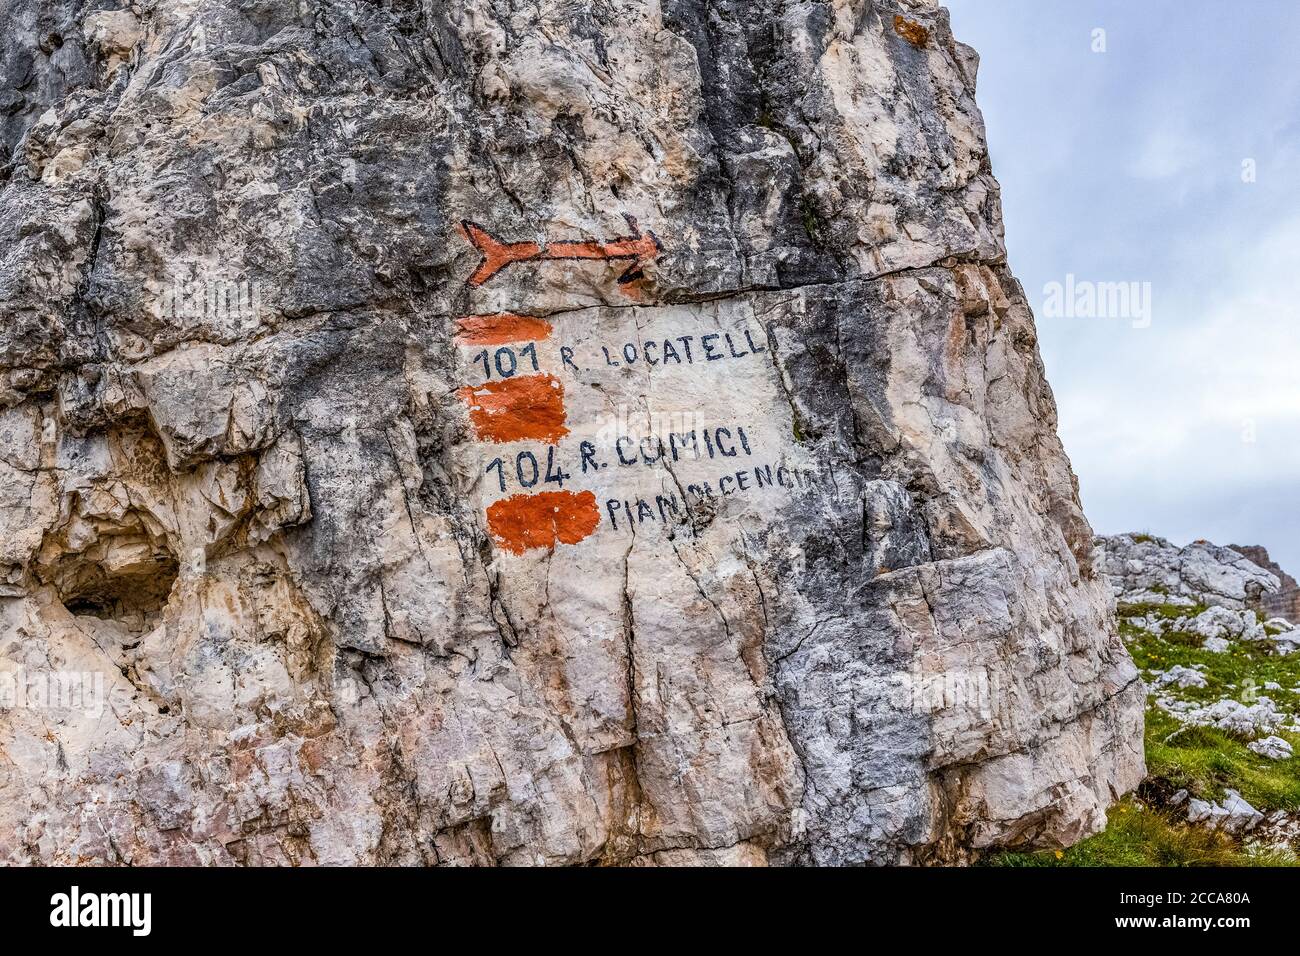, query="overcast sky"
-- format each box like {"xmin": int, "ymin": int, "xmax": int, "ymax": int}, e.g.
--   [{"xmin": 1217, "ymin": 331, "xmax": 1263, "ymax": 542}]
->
[{"xmin": 944, "ymin": 0, "xmax": 1300, "ymax": 574}]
